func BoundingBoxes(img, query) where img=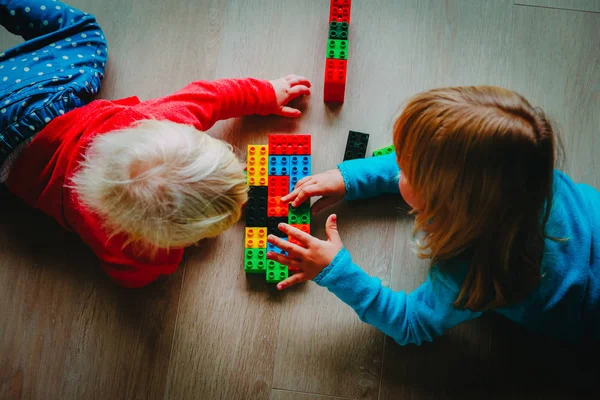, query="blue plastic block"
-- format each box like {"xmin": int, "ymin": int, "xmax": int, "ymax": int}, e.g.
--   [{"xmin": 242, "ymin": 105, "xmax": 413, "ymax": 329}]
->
[
  {"xmin": 268, "ymin": 156, "xmax": 290, "ymax": 176},
  {"xmin": 289, "ymin": 155, "xmax": 311, "ymax": 191},
  {"xmin": 267, "ymin": 237, "xmax": 288, "ymax": 256}
]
